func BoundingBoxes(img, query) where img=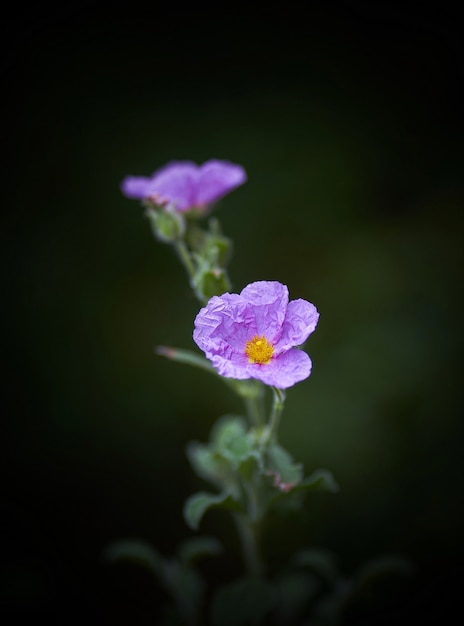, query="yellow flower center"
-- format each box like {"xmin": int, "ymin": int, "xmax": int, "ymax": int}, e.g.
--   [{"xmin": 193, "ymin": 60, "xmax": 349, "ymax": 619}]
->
[{"xmin": 245, "ymin": 335, "xmax": 274, "ymax": 364}]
